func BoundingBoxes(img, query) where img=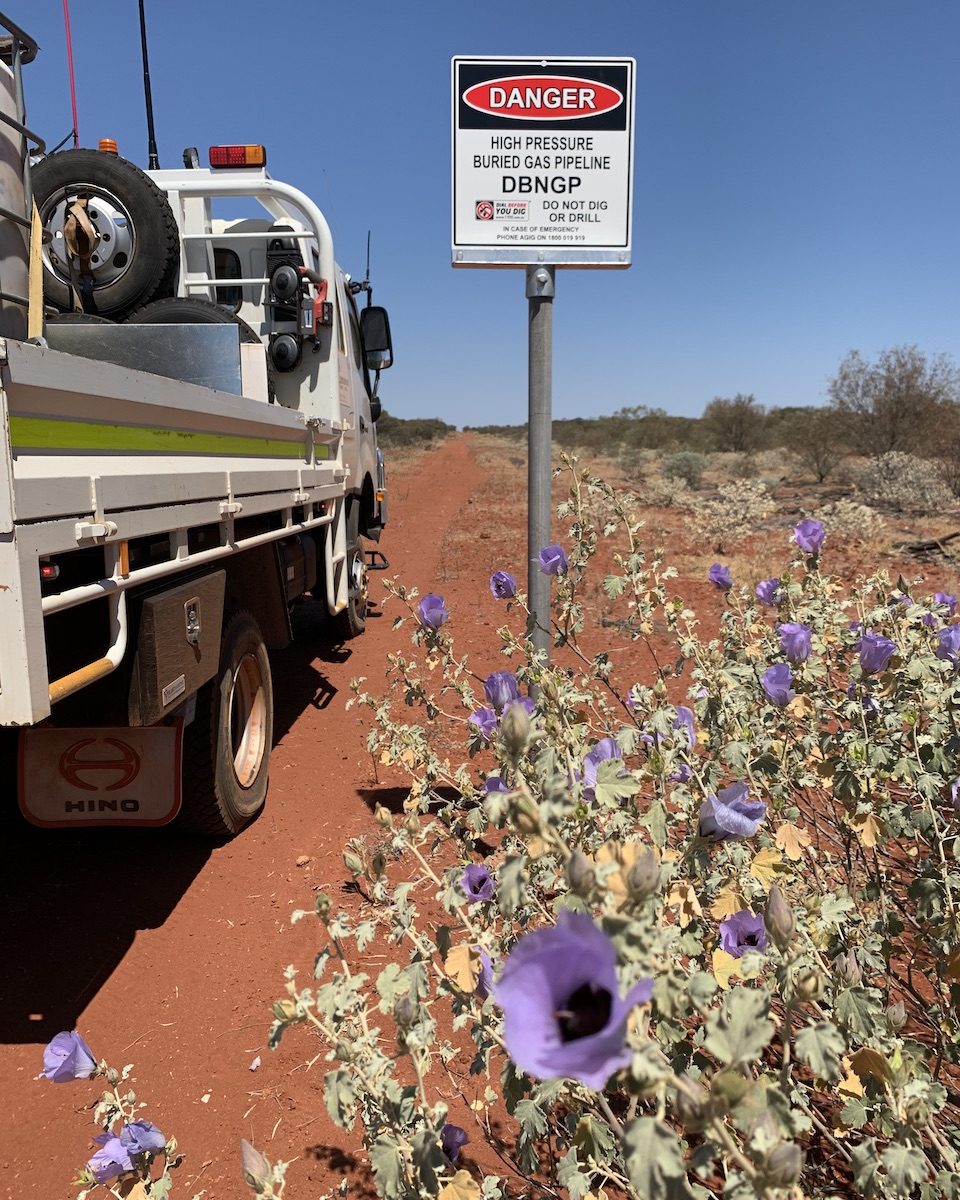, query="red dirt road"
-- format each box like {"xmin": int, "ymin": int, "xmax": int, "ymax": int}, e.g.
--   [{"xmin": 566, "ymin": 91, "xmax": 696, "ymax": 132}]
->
[{"xmin": 0, "ymin": 436, "xmax": 490, "ymax": 1198}]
